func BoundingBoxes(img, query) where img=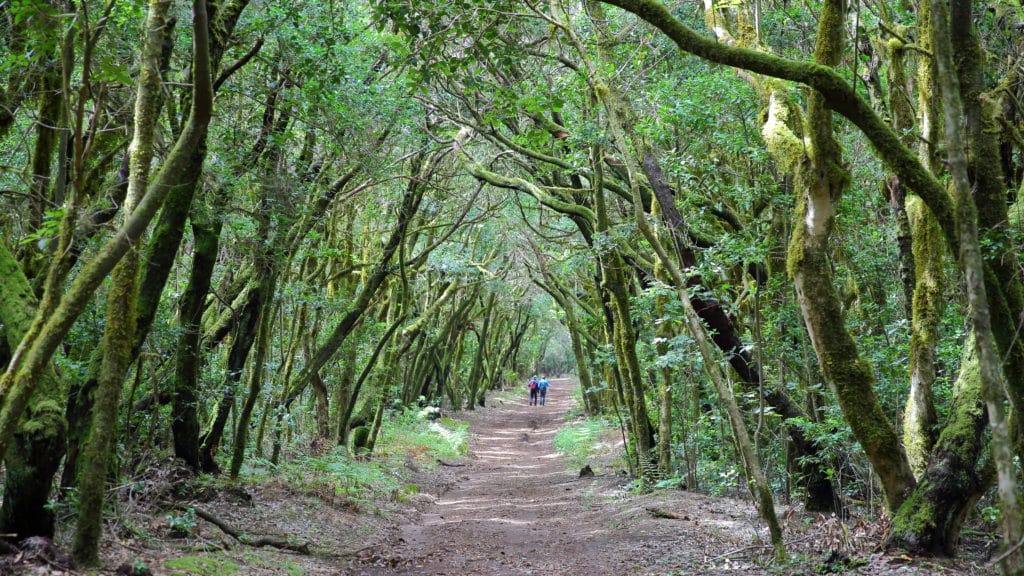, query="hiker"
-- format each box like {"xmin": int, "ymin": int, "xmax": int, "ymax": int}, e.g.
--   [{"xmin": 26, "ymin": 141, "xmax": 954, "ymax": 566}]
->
[
  {"xmin": 537, "ymin": 376, "xmax": 549, "ymax": 406},
  {"xmin": 528, "ymin": 375, "xmax": 539, "ymax": 406}
]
